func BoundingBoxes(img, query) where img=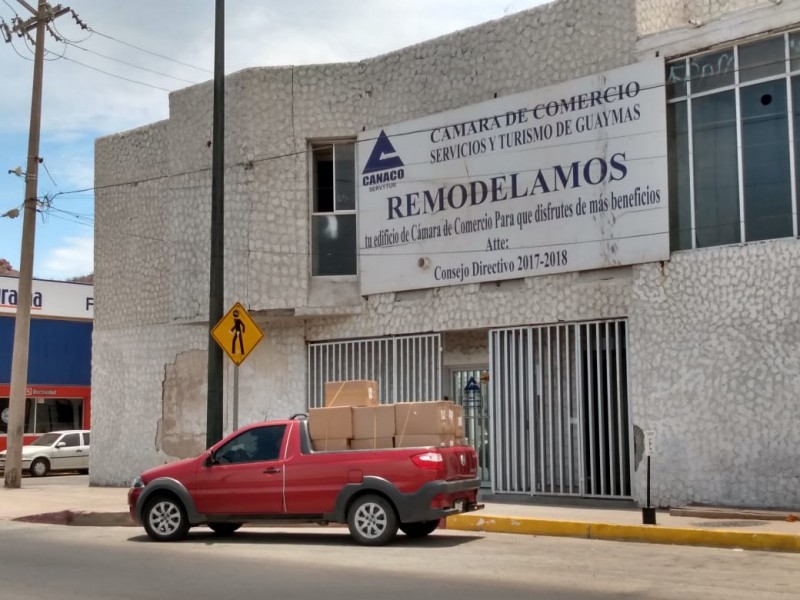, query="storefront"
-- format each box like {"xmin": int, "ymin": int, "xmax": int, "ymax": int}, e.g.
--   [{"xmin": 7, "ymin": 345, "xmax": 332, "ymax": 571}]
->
[
  {"xmin": 93, "ymin": 0, "xmax": 800, "ymax": 510},
  {"xmin": 0, "ymin": 276, "xmax": 93, "ymax": 450}
]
